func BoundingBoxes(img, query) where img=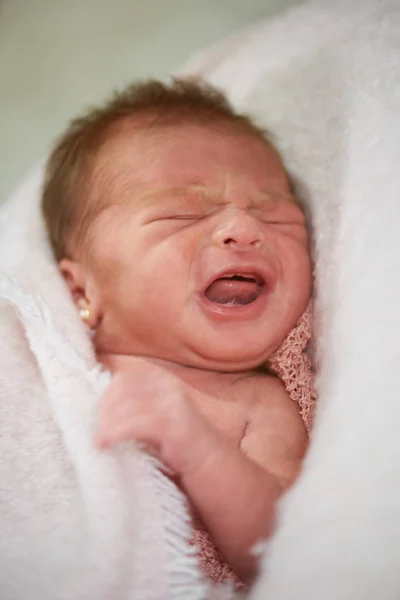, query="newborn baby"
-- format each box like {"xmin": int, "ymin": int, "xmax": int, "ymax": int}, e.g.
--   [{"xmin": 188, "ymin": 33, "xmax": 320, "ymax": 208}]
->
[{"xmin": 41, "ymin": 78, "xmax": 312, "ymax": 585}]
